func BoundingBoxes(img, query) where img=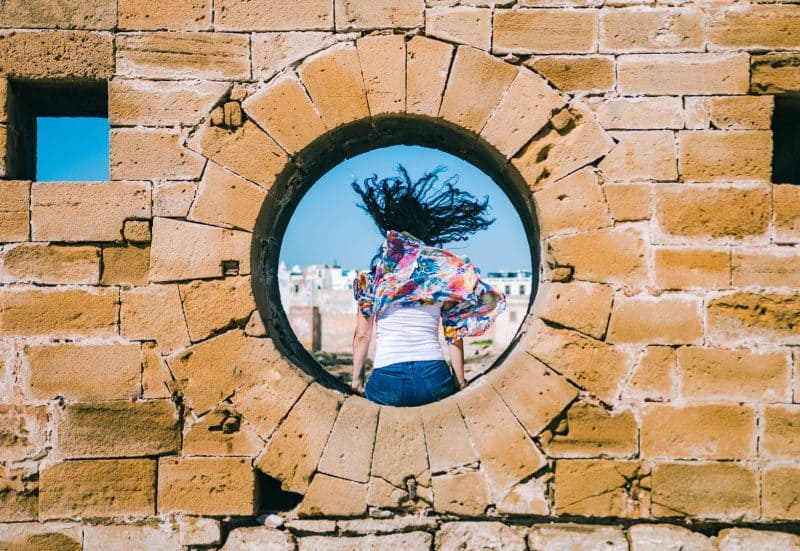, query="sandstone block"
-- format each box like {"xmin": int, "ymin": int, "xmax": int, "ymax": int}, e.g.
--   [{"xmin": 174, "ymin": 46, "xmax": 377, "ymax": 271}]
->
[
  {"xmin": 121, "ymin": 284, "xmax": 191, "ymax": 354},
  {"xmin": 1, "ymin": 287, "xmax": 118, "ymax": 337},
  {"xmin": 457, "ymin": 382, "xmax": 546, "ymax": 500},
  {"xmin": 678, "ymin": 130, "xmax": 772, "ymax": 182},
  {"xmin": 222, "ymin": 528, "xmax": 292, "ymax": 550},
  {"xmin": 542, "ymin": 402, "xmax": 637, "ymax": 458},
  {"xmin": 719, "ymin": 528, "xmax": 800, "ymax": 551},
  {"xmin": 110, "ymin": 79, "xmax": 226, "ymax": 126},
  {"xmin": 436, "ymin": 522, "xmax": 525, "ymax": 551},
  {"xmin": 180, "ymin": 517, "xmax": 221, "ymax": 547},
  {"xmin": 335, "ymin": 0, "xmax": 424, "ymax": 30},
  {"xmin": 216, "ymin": 0, "xmax": 332, "ymax": 31},
  {"xmin": 752, "ymin": 53, "xmax": 800, "ymax": 94},
  {"xmin": 25, "ymin": 342, "xmax": 140, "ymax": 401},
  {"xmin": 371, "ymin": 405, "xmax": 429, "ymax": 488},
  {"xmin": 255, "ymin": 384, "xmax": 341, "ymax": 493},
  {"xmin": 530, "ymin": 524, "xmax": 628, "ymax": 550},
  {"xmin": 628, "ymin": 524, "xmax": 716, "ymax": 551},
  {"xmin": 534, "ymin": 168, "xmax": 611, "ymax": 236},
  {"xmin": 0, "ymin": 181, "xmax": 29, "ymax": 242},
  {"xmin": 0, "ymin": 524, "xmax": 83, "ymax": 551},
  {"xmin": 179, "ymin": 276, "xmax": 255, "ymax": 342},
  {"xmin": 642, "ymin": 404, "xmax": 756, "ymax": 460},
  {"xmin": 111, "ymin": 128, "xmax": 205, "ymax": 181},
  {"xmin": 119, "ymin": 0, "xmax": 209, "ymax": 30},
  {"xmin": 775, "ymin": 185, "xmax": 800, "ymax": 243},
  {"xmin": 0, "ymin": 243, "xmax": 99, "ymax": 285},
  {"xmin": 336, "ymin": 518, "xmax": 437, "ymax": 536},
  {"xmin": 623, "ymin": 346, "xmax": 676, "ymax": 402},
  {"xmin": 153, "ymin": 181, "xmax": 196, "ymax": 218},
  {"xmin": 654, "ymin": 247, "xmax": 730, "ymax": 290},
  {"xmin": 547, "ymin": 226, "xmax": 646, "ymax": 285},
  {"xmin": 357, "ymin": 34, "xmax": 405, "ymax": 116},
  {"xmin": 600, "ymin": 8, "xmax": 703, "ymax": 52},
  {"xmin": 651, "ymin": 462, "xmax": 758, "ymax": 519},
  {"xmin": 599, "ymin": 130, "xmax": 678, "ymax": 181},
  {"xmin": 318, "ymin": 396, "xmax": 379, "ymax": 483},
  {"xmin": 183, "ymin": 408, "xmax": 263, "ymax": 456},
  {"xmin": 0, "ymin": 405, "xmax": 48, "ymax": 462},
  {"xmin": 707, "ymin": 292, "xmax": 800, "ymax": 346},
  {"xmin": 554, "ymin": 460, "xmax": 649, "ymax": 518},
  {"xmin": 488, "ymin": 349, "xmax": 578, "ymax": 436},
  {"xmin": 618, "ymin": 53, "xmax": 749, "ymax": 95},
  {"xmin": 149, "ymin": 217, "xmax": 250, "ymax": 282},
  {"xmin": 142, "ymin": 343, "xmax": 174, "ymax": 399},
  {"xmin": 251, "ymin": 32, "xmax": 338, "ymax": 81},
  {"xmin": 84, "ymin": 524, "xmax": 180, "ymax": 551},
  {"xmin": 528, "ymin": 55, "xmax": 614, "ymax": 93},
  {"xmin": 763, "ymin": 466, "xmax": 800, "ymax": 520},
  {"xmin": 421, "ymin": 397, "xmax": 478, "ymax": 473},
  {"xmin": 685, "ymin": 95, "xmax": 774, "ymax": 130},
  {"xmin": 533, "ymin": 281, "xmax": 613, "ymax": 339},
  {"xmin": 298, "ymin": 474, "xmax": 367, "ymax": 517},
  {"xmin": 608, "ymin": 294, "xmax": 703, "ymax": 345},
  {"xmin": 0, "ymin": 0, "xmax": 115, "ymax": 29},
  {"xmin": 432, "ymin": 472, "xmax": 490, "ymax": 516},
  {"xmin": 116, "ymin": 32, "xmax": 250, "ymax": 79},
  {"xmin": 762, "ymin": 405, "xmax": 800, "ymax": 459},
  {"xmin": 708, "ymin": 6, "xmax": 800, "ymax": 50},
  {"xmin": 40, "ymin": 459, "xmax": 156, "ymax": 519},
  {"xmin": 243, "ymin": 75, "xmax": 327, "ymax": 155},
  {"xmin": 602, "ymin": 182, "xmax": 651, "ymax": 222},
  {"xmin": 31, "ymin": 182, "xmax": 150, "ymax": 242},
  {"xmin": 187, "ymin": 162, "xmax": 266, "ymax": 232},
  {"xmin": 298, "ymin": 533, "xmax": 431, "ymax": 551},
  {"xmin": 0, "ymin": 30, "xmax": 113, "ymax": 79},
  {"xmin": 439, "ymin": 46, "xmax": 517, "ymax": 134},
  {"xmin": 59, "ymin": 401, "xmax": 180, "ymax": 458},
  {"xmin": 123, "ymin": 220, "xmax": 150, "ymax": 243},
  {"xmin": 493, "ymin": 9, "xmax": 597, "ymax": 54},
  {"xmin": 596, "ymin": 96, "xmax": 683, "ymax": 130},
  {"xmin": 158, "ymin": 457, "xmax": 256, "ymax": 515},
  {"xmin": 496, "ymin": 477, "xmax": 549, "ymax": 516},
  {"xmin": 654, "ymin": 184, "xmax": 771, "ymax": 241},
  {"xmin": 426, "ymin": 7, "xmax": 491, "ymax": 50},
  {"xmin": 527, "ymin": 320, "xmax": 629, "ymax": 403},
  {"xmin": 101, "ymin": 245, "xmax": 150, "ymax": 286},
  {"xmin": 299, "ymin": 43, "xmax": 369, "ymax": 129},
  {"xmin": 732, "ymin": 248, "xmax": 800, "ymax": 288}
]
